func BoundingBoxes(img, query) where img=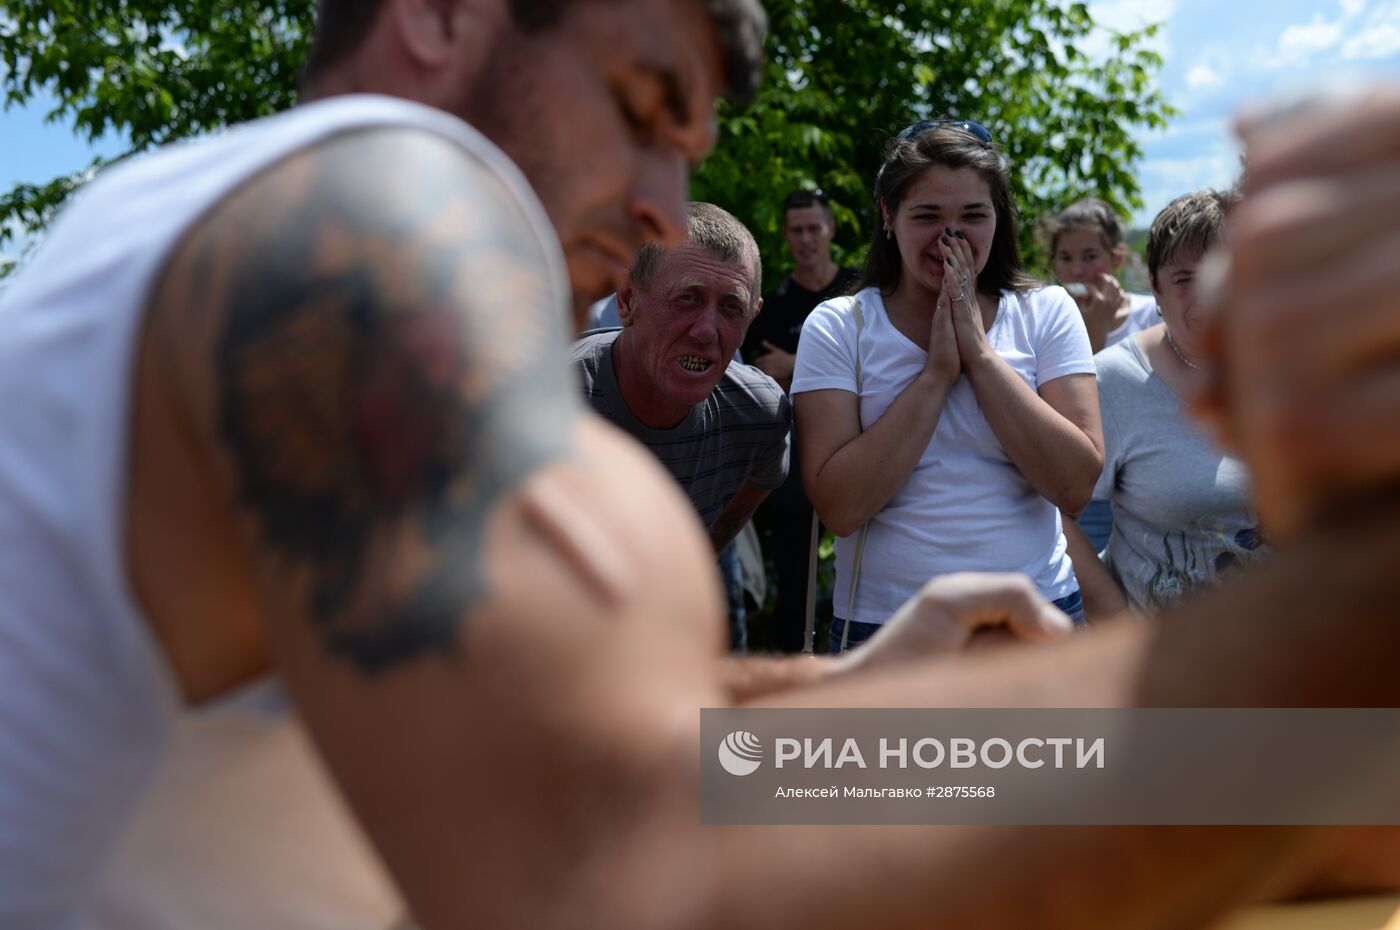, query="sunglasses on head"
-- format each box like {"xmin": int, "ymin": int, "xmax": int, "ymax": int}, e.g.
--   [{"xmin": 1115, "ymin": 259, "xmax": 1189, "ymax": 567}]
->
[{"xmin": 897, "ymin": 119, "xmax": 994, "ymax": 144}]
